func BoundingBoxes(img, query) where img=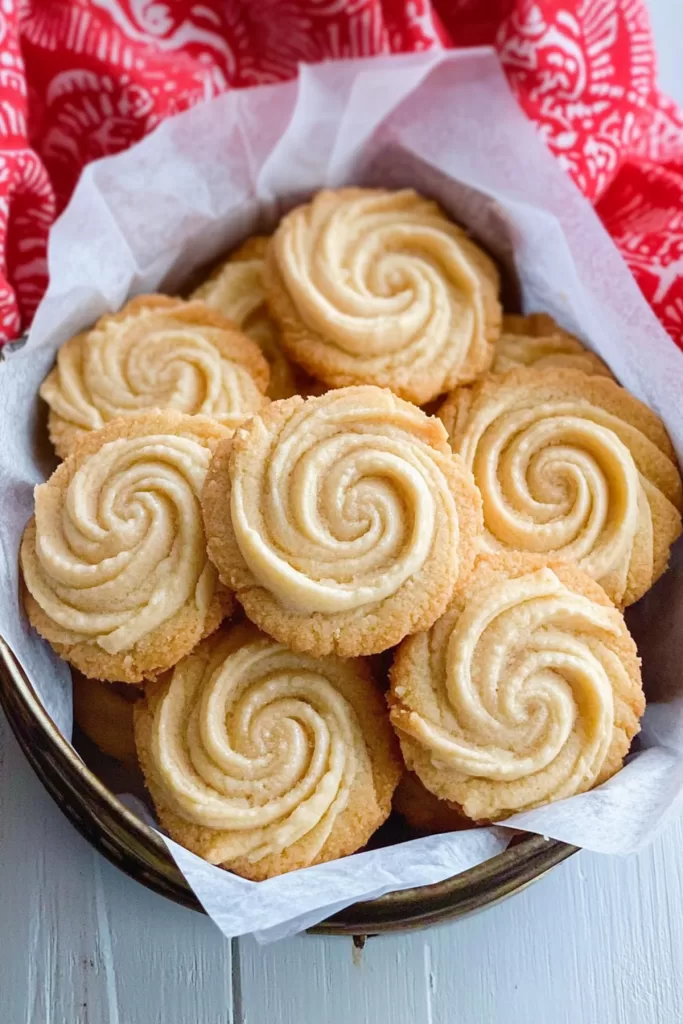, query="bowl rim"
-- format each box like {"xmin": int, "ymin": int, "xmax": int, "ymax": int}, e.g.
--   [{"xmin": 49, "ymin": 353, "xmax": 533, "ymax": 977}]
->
[{"xmin": 0, "ymin": 633, "xmax": 577, "ymax": 935}]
